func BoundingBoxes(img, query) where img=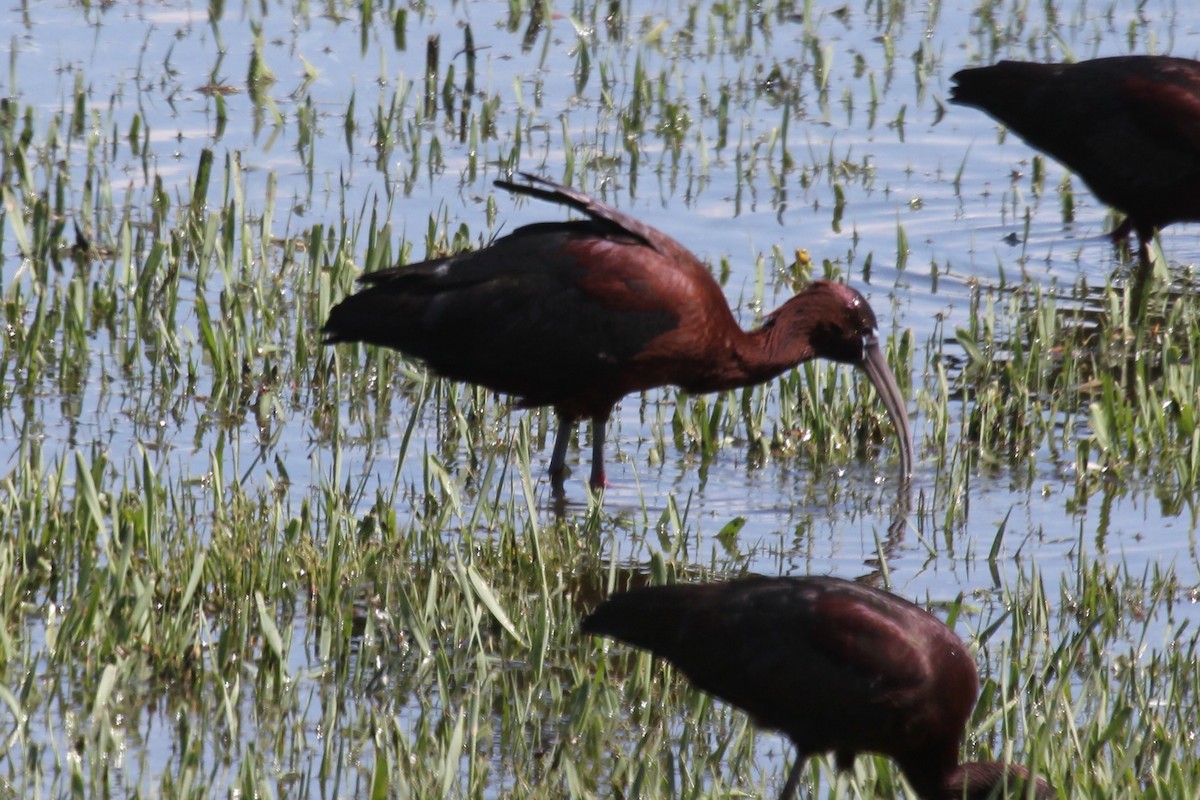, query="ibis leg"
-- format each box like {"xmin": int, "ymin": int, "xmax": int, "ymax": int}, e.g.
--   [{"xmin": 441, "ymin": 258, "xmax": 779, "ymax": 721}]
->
[
  {"xmin": 589, "ymin": 418, "xmax": 608, "ymax": 488},
  {"xmin": 1130, "ymin": 232, "xmax": 1154, "ymax": 321},
  {"xmin": 549, "ymin": 418, "xmax": 573, "ymax": 490},
  {"xmin": 778, "ymin": 754, "xmax": 808, "ymax": 800}
]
